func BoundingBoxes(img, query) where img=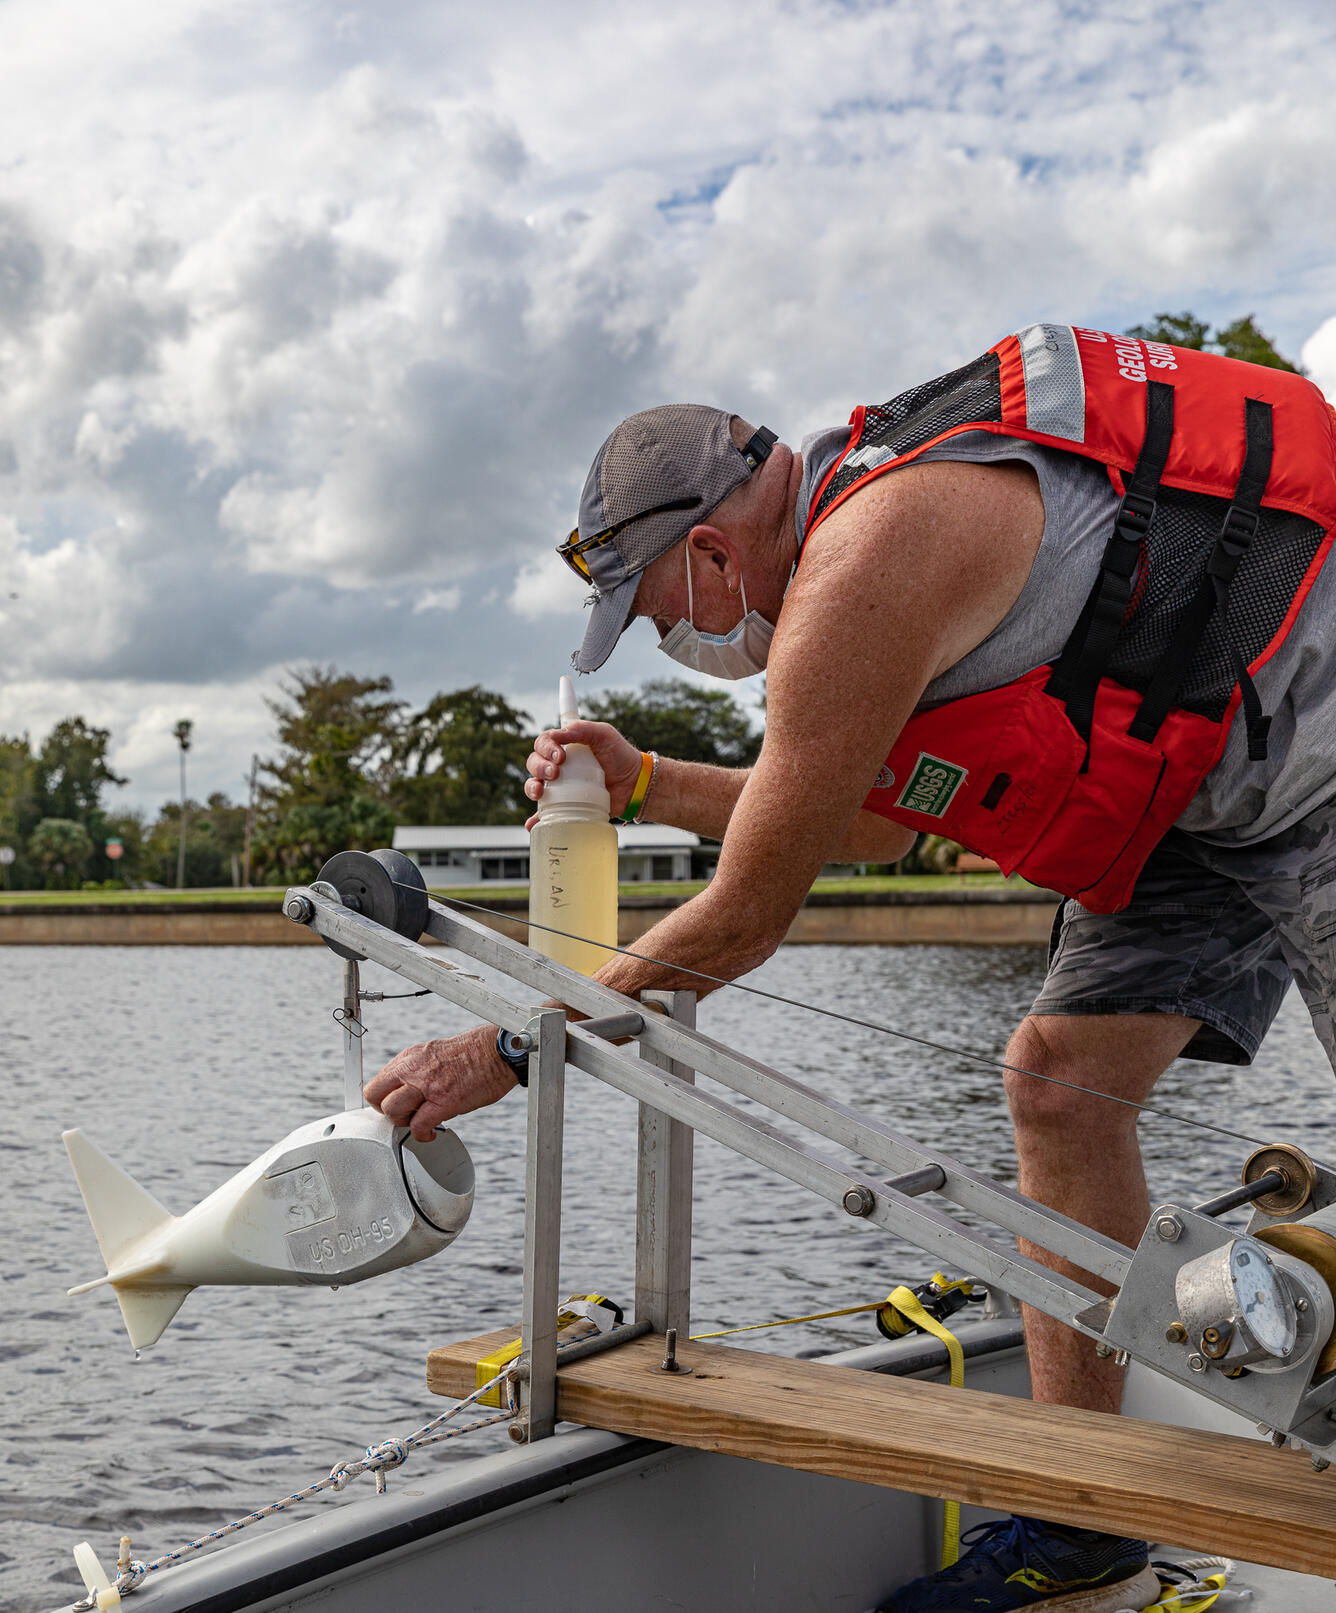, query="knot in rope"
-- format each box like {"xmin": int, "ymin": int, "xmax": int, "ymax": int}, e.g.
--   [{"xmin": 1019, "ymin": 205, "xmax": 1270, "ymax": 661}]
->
[
  {"xmin": 118, "ymin": 1559, "xmax": 149, "ymax": 1593},
  {"xmin": 326, "ymin": 1460, "xmax": 359, "ymax": 1492},
  {"xmin": 368, "ymin": 1437, "xmax": 408, "ymax": 1469},
  {"xmin": 365, "ymin": 1437, "xmax": 408, "ymax": 1494}
]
